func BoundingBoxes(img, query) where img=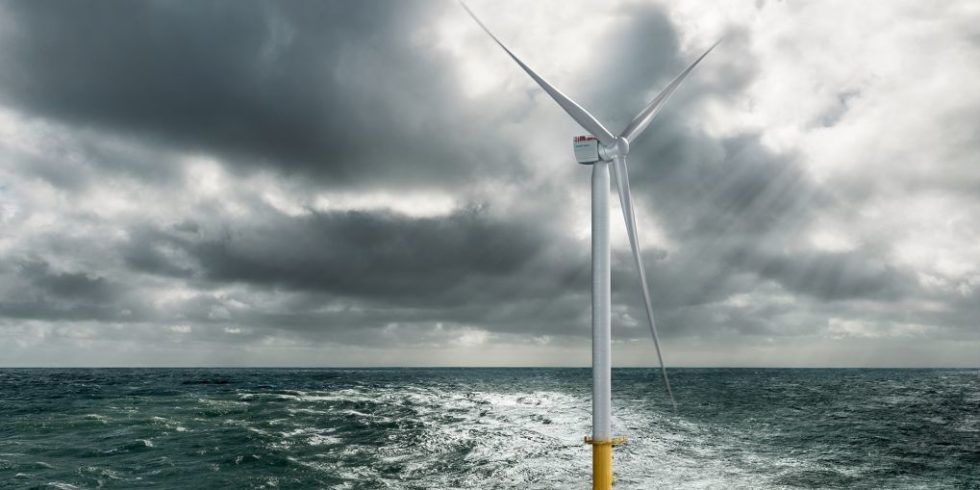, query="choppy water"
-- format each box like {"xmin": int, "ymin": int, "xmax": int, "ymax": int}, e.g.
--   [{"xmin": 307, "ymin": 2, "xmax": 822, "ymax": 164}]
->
[{"xmin": 0, "ymin": 368, "xmax": 977, "ymax": 489}]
